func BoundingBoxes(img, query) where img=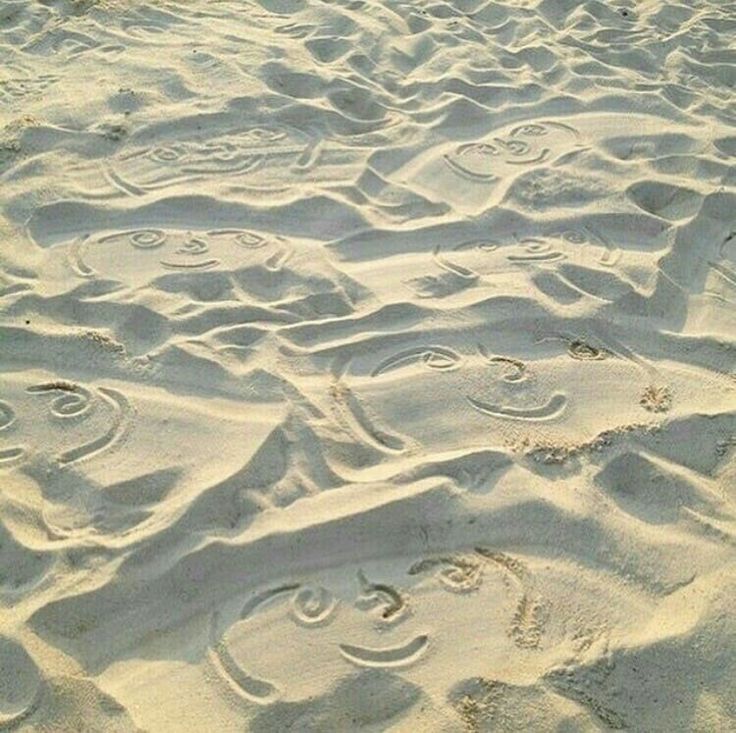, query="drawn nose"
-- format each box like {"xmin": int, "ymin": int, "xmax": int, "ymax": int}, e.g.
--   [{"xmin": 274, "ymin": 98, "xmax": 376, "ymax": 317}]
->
[{"xmin": 176, "ymin": 236, "xmax": 209, "ymax": 255}]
